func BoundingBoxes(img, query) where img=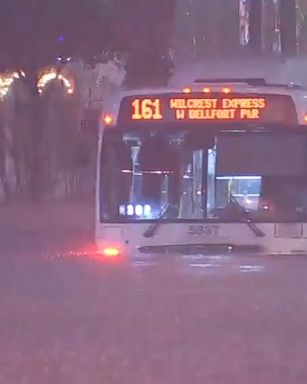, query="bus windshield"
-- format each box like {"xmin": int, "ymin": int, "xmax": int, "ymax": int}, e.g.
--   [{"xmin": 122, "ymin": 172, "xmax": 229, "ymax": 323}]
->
[{"xmin": 100, "ymin": 125, "xmax": 307, "ymax": 223}]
